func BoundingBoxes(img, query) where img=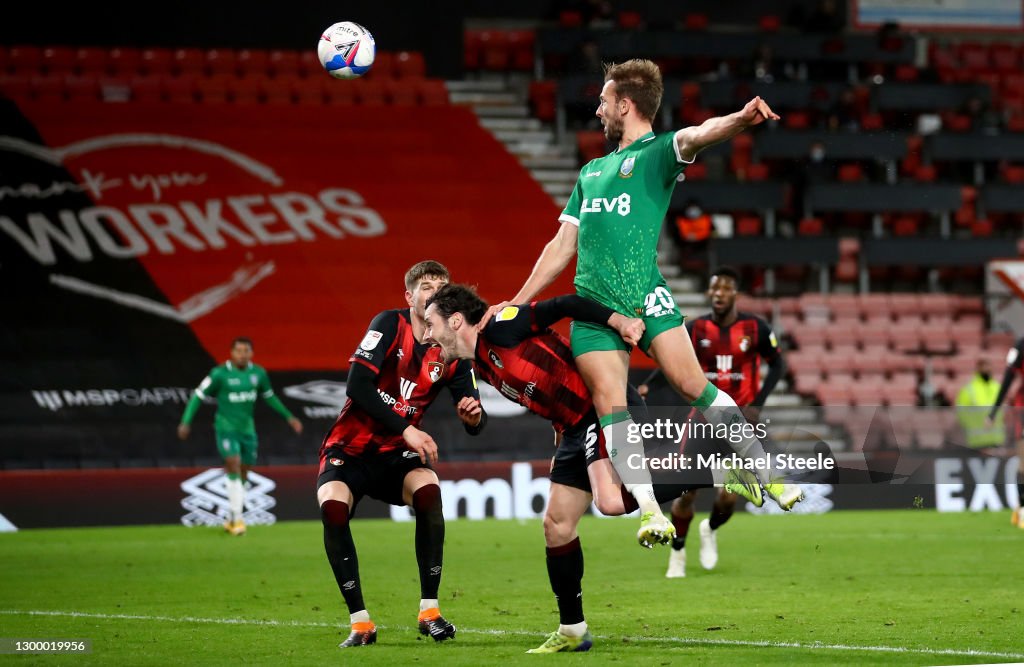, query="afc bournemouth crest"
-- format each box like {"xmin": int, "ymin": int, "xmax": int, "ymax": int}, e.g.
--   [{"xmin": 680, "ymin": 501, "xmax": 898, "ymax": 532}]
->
[
  {"xmin": 739, "ymin": 336, "xmax": 751, "ymax": 352},
  {"xmin": 619, "ymin": 156, "xmax": 635, "ymax": 178},
  {"xmin": 427, "ymin": 361, "xmax": 444, "ymax": 383}
]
